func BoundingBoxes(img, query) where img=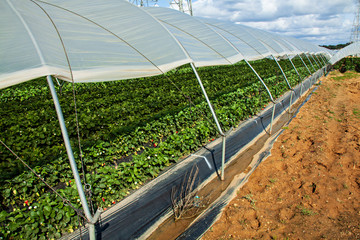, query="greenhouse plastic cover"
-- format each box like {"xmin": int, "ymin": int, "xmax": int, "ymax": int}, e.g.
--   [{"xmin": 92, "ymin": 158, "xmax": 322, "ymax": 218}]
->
[
  {"xmin": 329, "ymin": 41, "xmax": 360, "ymax": 64},
  {"xmin": 144, "ymin": 7, "xmax": 243, "ymax": 67},
  {"xmin": 0, "ymin": 0, "xmax": 328, "ymax": 90},
  {"xmin": 0, "ymin": 0, "xmax": 191, "ymax": 89}
]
